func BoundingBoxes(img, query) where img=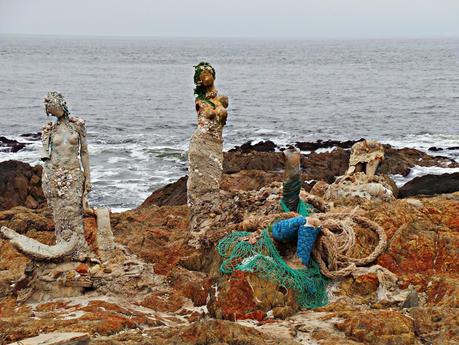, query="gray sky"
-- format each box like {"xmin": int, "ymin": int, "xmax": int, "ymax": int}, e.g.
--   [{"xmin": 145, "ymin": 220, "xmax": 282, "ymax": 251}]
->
[{"xmin": 1, "ymin": 0, "xmax": 458, "ymax": 38}]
